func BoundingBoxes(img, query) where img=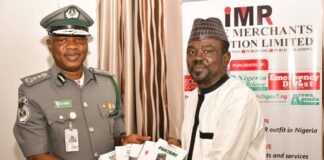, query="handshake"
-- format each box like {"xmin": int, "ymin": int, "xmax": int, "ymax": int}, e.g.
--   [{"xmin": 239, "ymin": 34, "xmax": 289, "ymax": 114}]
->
[{"xmin": 100, "ymin": 135, "xmax": 187, "ymax": 160}]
